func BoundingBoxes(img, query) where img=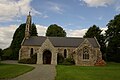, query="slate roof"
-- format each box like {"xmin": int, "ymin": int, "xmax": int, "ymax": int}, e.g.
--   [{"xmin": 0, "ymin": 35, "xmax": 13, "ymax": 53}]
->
[
  {"xmin": 49, "ymin": 37, "xmax": 84, "ymax": 47},
  {"xmin": 23, "ymin": 36, "xmax": 46, "ymax": 46},
  {"xmin": 22, "ymin": 36, "xmax": 100, "ymax": 48}
]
